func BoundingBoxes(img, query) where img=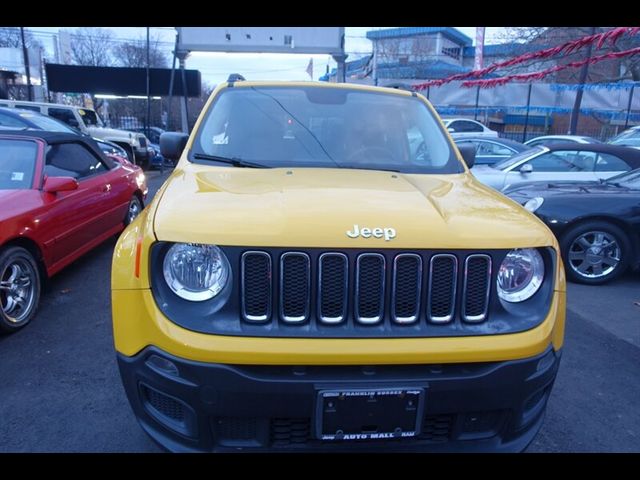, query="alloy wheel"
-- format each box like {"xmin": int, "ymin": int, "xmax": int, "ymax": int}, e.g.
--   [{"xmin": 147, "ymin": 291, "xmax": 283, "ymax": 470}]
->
[
  {"xmin": 567, "ymin": 230, "xmax": 621, "ymax": 280},
  {"xmin": 0, "ymin": 259, "xmax": 37, "ymax": 323}
]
